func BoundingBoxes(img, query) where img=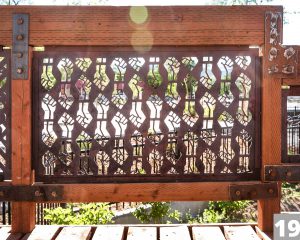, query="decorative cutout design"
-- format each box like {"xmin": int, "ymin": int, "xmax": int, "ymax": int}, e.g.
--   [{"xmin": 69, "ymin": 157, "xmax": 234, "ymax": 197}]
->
[
  {"xmin": 34, "ymin": 49, "xmax": 259, "ymax": 182},
  {"xmin": 0, "ymin": 51, "xmax": 11, "ymax": 179},
  {"xmin": 265, "ymin": 12, "xmax": 298, "ymax": 77}
]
